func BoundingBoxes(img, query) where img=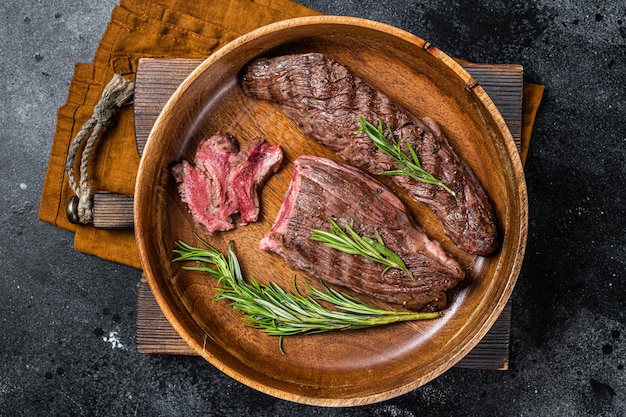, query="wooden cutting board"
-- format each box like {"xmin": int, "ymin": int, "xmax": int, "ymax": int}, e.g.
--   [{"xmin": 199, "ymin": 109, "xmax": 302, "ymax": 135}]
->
[{"xmin": 131, "ymin": 58, "xmax": 523, "ymax": 370}]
